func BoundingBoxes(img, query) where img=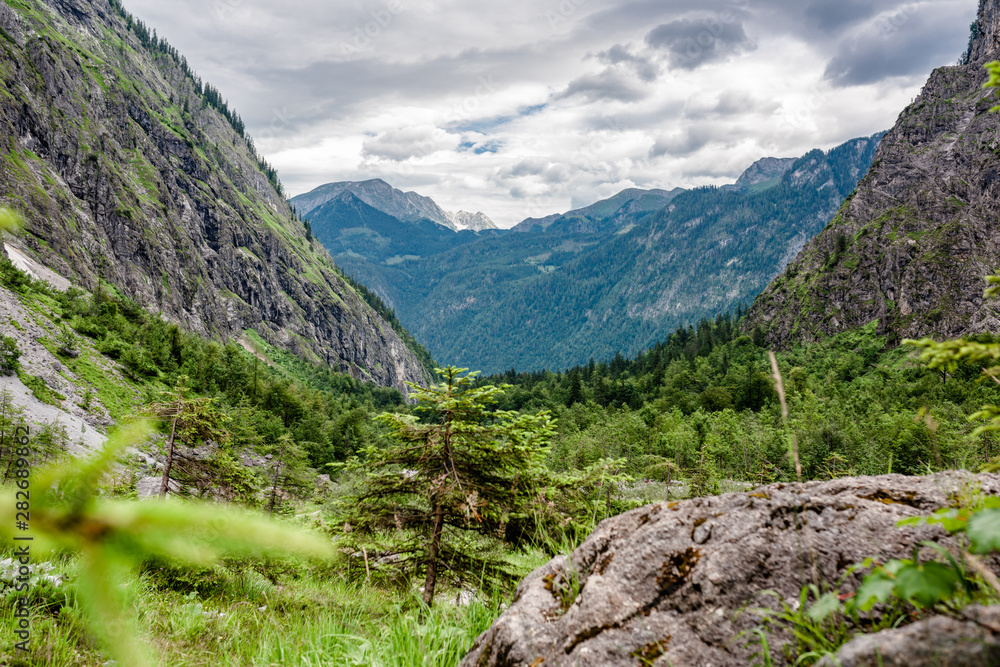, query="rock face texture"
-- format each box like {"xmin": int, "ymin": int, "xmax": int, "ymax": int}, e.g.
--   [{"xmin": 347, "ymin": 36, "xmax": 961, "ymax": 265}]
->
[
  {"xmin": 747, "ymin": 0, "xmax": 1000, "ymax": 347},
  {"xmin": 817, "ymin": 606, "xmax": 1000, "ymax": 667},
  {"xmin": 461, "ymin": 473, "xmax": 1000, "ymax": 667},
  {"xmin": 734, "ymin": 156, "xmax": 796, "ymax": 189},
  {"xmin": 0, "ymin": 0, "xmax": 428, "ymax": 393},
  {"xmin": 447, "ymin": 210, "xmax": 498, "ymax": 232}
]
